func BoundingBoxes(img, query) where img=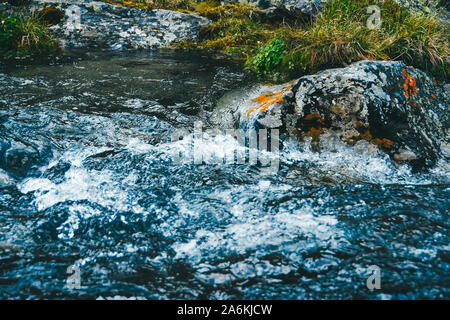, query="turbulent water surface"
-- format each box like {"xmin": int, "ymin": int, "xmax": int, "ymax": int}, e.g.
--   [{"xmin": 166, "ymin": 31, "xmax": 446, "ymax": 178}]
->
[{"xmin": 0, "ymin": 50, "xmax": 449, "ymax": 299}]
